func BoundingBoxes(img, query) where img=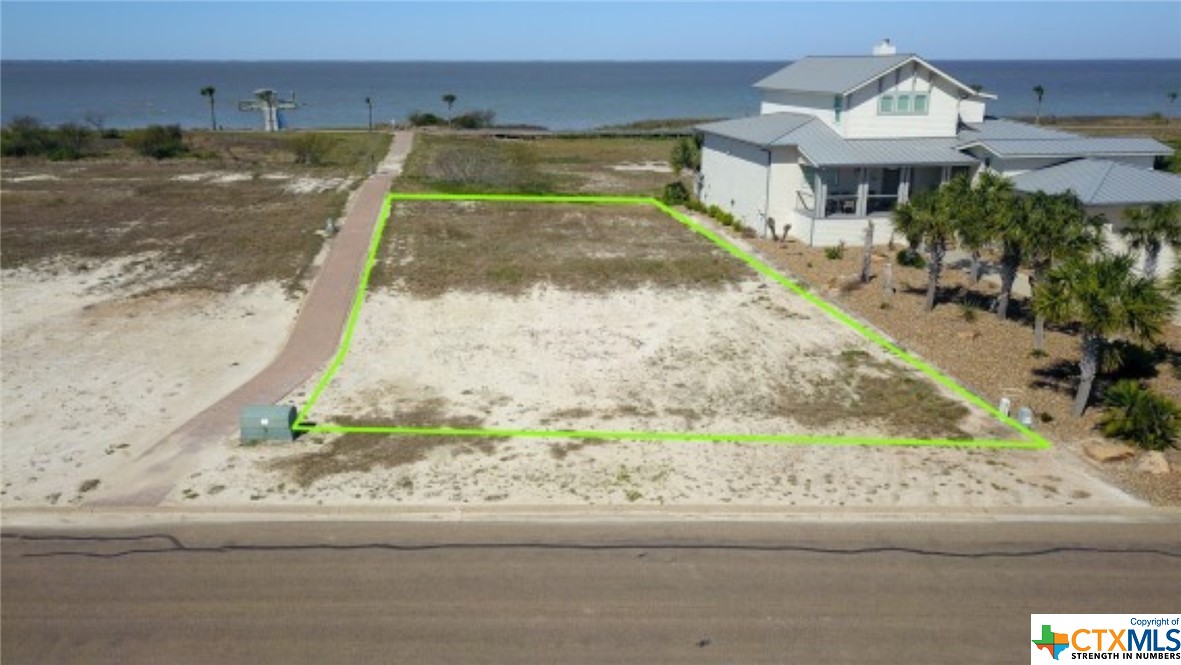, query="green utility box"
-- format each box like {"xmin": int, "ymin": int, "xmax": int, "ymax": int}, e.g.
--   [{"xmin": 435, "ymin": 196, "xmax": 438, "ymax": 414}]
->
[{"xmin": 240, "ymin": 404, "xmax": 297, "ymax": 442}]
